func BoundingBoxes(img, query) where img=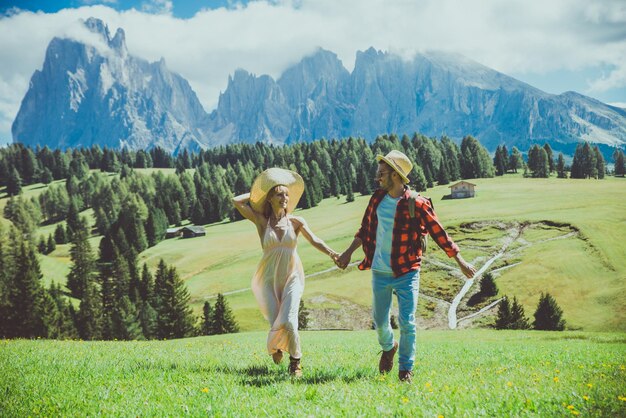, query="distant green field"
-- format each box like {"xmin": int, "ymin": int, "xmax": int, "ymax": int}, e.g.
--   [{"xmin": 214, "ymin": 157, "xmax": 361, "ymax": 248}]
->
[
  {"xmin": 1, "ymin": 330, "xmax": 624, "ymax": 416},
  {"xmin": 5, "ymin": 174, "xmax": 626, "ymax": 331}
]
